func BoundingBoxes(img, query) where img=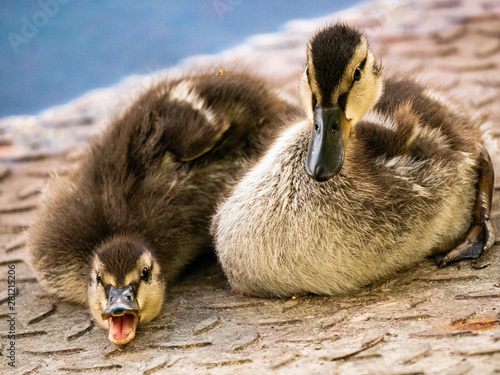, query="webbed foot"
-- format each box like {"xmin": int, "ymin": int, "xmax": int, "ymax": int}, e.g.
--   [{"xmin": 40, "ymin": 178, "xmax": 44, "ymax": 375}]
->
[
  {"xmin": 433, "ymin": 145, "xmax": 495, "ymax": 268},
  {"xmin": 433, "ymin": 219, "xmax": 494, "ymax": 267}
]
